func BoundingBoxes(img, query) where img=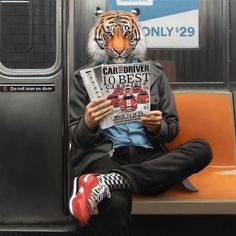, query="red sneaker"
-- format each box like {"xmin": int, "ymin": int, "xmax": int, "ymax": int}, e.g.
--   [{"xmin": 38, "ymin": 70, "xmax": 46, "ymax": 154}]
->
[{"xmin": 69, "ymin": 174, "xmax": 111, "ymax": 227}]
